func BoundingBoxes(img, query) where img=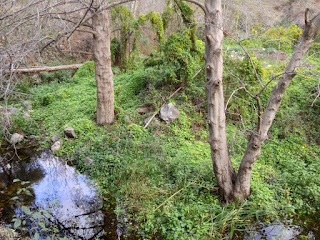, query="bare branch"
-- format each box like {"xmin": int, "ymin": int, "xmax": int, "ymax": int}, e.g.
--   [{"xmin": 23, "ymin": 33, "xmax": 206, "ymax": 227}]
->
[{"xmin": 183, "ymin": 0, "xmax": 207, "ymax": 14}]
